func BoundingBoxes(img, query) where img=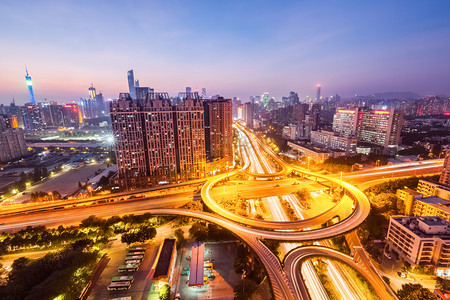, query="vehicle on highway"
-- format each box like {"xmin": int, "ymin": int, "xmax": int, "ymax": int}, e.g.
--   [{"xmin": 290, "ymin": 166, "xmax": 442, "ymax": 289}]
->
[
  {"xmin": 118, "ymin": 264, "xmax": 139, "ymax": 272},
  {"xmin": 112, "ymin": 276, "xmax": 134, "ymax": 283},
  {"xmin": 107, "ymin": 281, "xmax": 131, "ymax": 291},
  {"xmin": 124, "ymin": 255, "xmax": 144, "ymax": 262},
  {"xmin": 398, "ymin": 272, "xmax": 407, "ymax": 278},
  {"xmin": 384, "ymin": 252, "xmax": 392, "ymax": 259}
]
